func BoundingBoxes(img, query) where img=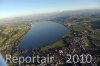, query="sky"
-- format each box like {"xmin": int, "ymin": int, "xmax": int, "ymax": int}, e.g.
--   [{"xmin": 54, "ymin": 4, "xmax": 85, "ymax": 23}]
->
[{"xmin": 0, "ymin": 0, "xmax": 100, "ymax": 19}]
